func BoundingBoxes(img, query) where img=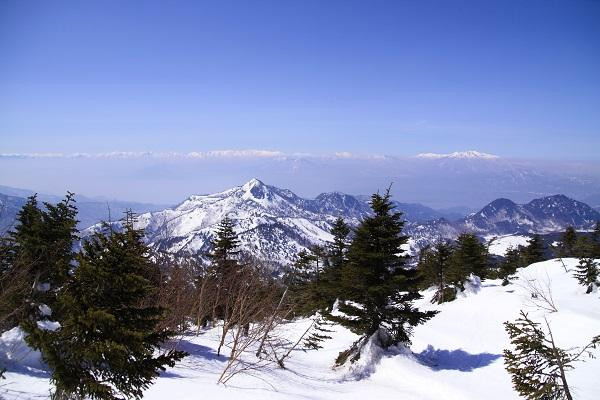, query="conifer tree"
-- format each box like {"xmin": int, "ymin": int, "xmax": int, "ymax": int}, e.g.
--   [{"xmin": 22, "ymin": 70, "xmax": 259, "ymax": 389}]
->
[
  {"xmin": 287, "ymin": 219, "xmax": 351, "ymax": 317},
  {"xmin": 207, "ymin": 216, "xmax": 241, "ymax": 323},
  {"xmin": 557, "ymin": 226, "xmax": 577, "ymax": 258},
  {"xmin": 327, "ymin": 217, "xmax": 350, "ymax": 271},
  {"xmin": 286, "ymin": 248, "xmax": 329, "ymax": 316},
  {"xmin": 418, "ymin": 241, "xmax": 455, "ymax": 303},
  {"xmin": 504, "ymin": 311, "xmax": 600, "ymax": 400},
  {"xmin": 37, "ymin": 193, "xmax": 79, "ymax": 308},
  {"xmin": 450, "ymin": 233, "xmax": 489, "ymax": 285},
  {"xmin": 592, "ymin": 221, "xmax": 600, "ymax": 257},
  {"xmin": 573, "ymin": 258, "xmax": 599, "ymax": 294},
  {"xmin": 27, "ymin": 211, "xmax": 185, "ymax": 400},
  {"xmin": 303, "ymin": 315, "xmax": 334, "ymax": 350},
  {"xmin": 211, "ymin": 216, "xmax": 240, "ymax": 265},
  {"xmin": 286, "ymin": 250, "xmax": 316, "ymax": 287},
  {"xmin": 573, "ymin": 235, "xmax": 593, "ymax": 258},
  {"xmin": 1, "ymin": 194, "xmax": 78, "ymax": 332},
  {"xmin": 330, "ymin": 190, "xmax": 436, "ymax": 364},
  {"xmin": 522, "ymin": 234, "xmax": 546, "ymax": 266},
  {"xmin": 498, "ymin": 246, "xmax": 523, "ymax": 286},
  {"xmin": 321, "ymin": 217, "xmax": 350, "ymax": 305}
]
